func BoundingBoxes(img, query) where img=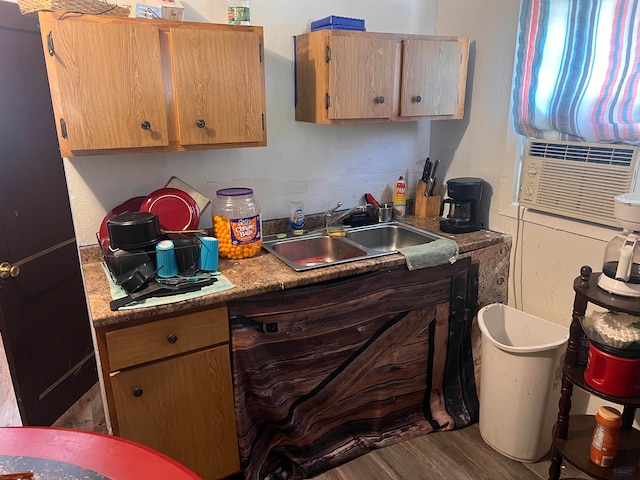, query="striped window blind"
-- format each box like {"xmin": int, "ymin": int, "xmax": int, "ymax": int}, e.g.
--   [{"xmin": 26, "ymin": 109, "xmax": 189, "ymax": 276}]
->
[{"xmin": 512, "ymin": 0, "xmax": 640, "ymax": 146}]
